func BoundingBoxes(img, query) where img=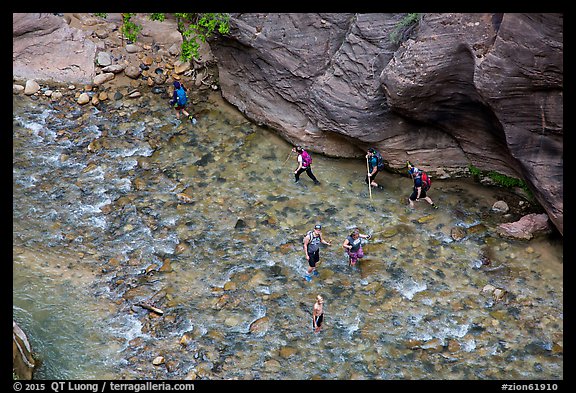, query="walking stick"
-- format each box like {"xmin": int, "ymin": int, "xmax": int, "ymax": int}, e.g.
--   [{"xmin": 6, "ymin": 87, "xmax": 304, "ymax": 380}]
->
[
  {"xmin": 366, "ymin": 156, "xmax": 372, "ymax": 200},
  {"xmin": 283, "ymin": 150, "xmax": 293, "ymax": 166}
]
